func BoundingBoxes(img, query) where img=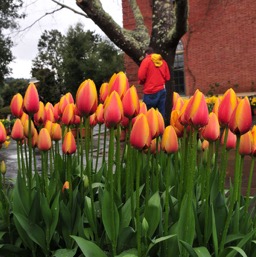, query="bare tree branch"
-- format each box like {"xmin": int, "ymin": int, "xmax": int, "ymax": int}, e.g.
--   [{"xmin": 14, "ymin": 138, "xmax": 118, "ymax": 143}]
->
[{"xmin": 51, "ymin": 0, "xmax": 89, "ymax": 18}]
